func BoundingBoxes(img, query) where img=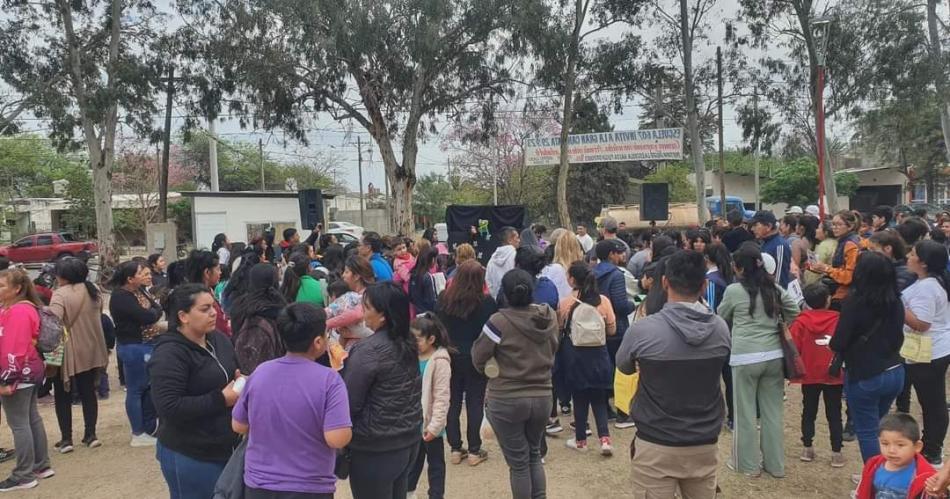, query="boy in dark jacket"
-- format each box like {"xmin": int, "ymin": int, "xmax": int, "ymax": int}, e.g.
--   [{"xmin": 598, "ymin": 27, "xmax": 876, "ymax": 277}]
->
[
  {"xmin": 595, "ymin": 239, "xmax": 636, "ymax": 428},
  {"xmin": 790, "ymin": 283, "xmax": 844, "ymax": 467},
  {"xmin": 856, "ymin": 413, "xmax": 936, "ymax": 499}
]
